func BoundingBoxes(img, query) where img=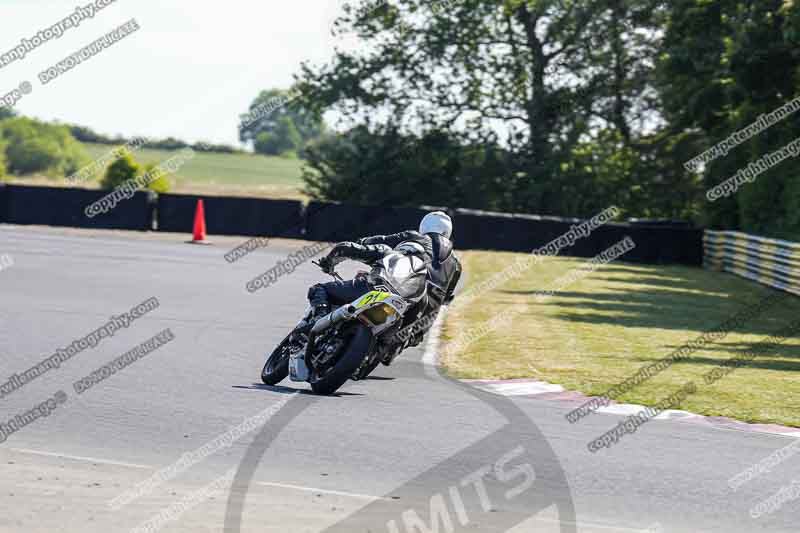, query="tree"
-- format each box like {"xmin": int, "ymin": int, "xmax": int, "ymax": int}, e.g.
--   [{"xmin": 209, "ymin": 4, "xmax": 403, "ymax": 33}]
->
[
  {"xmin": 0, "ymin": 107, "xmax": 15, "ymax": 122},
  {"xmin": 101, "ymin": 152, "xmax": 140, "ymax": 190},
  {"xmin": 658, "ymin": 0, "xmax": 800, "ymax": 238},
  {"xmin": 140, "ymin": 161, "xmax": 171, "ymax": 193},
  {"xmin": 0, "ymin": 139, "xmax": 7, "ymax": 181},
  {"xmin": 253, "ymin": 117, "xmax": 302, "ymax": 156},
  {"xmin": 295, "ymin": 0, "xmax": 665, "ymax": 215},
  {"xmin": 239, "ymin": 88, "xmax": 325, "ymax": 156},
  {"xmin": 302, "ymin": 125, "xmax": 513, "ymax": 210},
  {"xmin": 0, "ymin": 117, "xmax": 89, "ymax": 176}
]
